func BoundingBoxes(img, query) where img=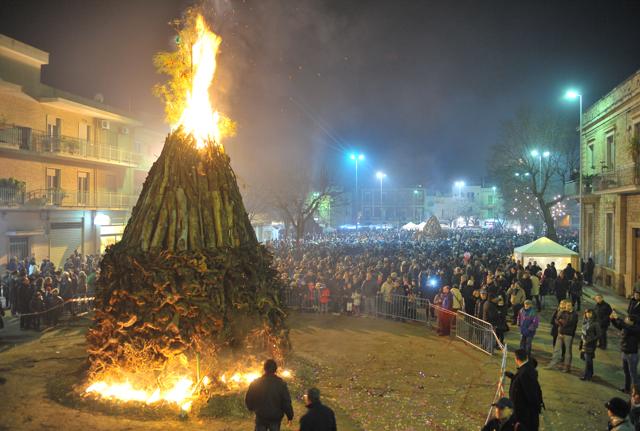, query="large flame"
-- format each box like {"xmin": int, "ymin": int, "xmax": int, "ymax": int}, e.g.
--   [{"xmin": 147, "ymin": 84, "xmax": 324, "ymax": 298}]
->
[
  {"xmin": 84, "ymin": 365, "xmax": 293, "ymax": 412},
  {"xmin": 174, "ymin": 14, "xmax": 223, "ymax": 149}
]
